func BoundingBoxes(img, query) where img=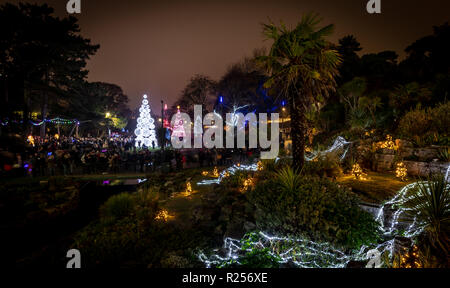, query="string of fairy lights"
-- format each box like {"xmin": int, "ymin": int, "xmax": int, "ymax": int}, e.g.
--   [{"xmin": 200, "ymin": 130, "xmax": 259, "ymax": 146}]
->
[
  {"xmin": 30, "ymin": 117, "xmax": 80, "ymax": 126},
  {"xmin": 196, "ymin": 137, "xmax": 450, "ymax": 268}
]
